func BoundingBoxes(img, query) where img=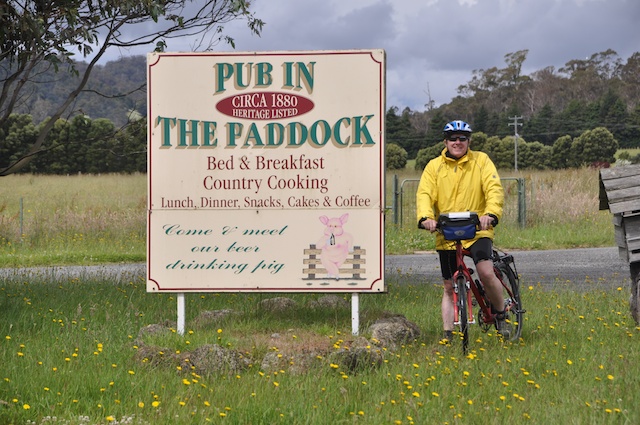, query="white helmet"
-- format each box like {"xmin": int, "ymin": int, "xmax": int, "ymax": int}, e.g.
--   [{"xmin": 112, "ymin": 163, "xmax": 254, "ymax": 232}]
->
[{"xmin": 443, "ymin": 120, "xmax": 472, "ymax": 135}]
